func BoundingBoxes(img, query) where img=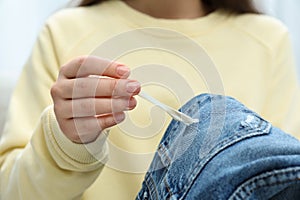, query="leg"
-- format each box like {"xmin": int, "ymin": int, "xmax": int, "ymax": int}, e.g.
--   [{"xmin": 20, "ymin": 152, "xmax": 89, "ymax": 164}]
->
[{"xmin": 136, "ymin": 94, "xmax": 300, "ymax": 200}]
